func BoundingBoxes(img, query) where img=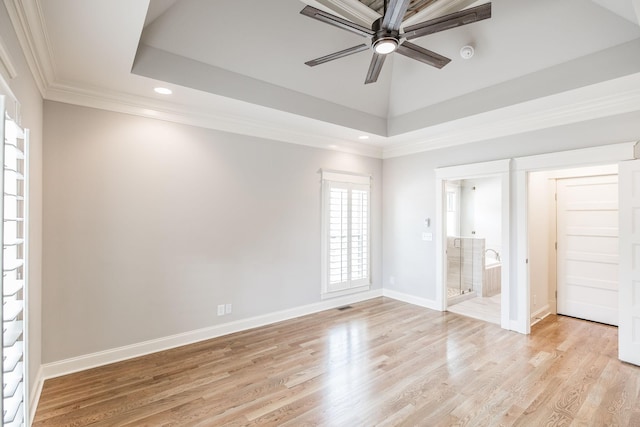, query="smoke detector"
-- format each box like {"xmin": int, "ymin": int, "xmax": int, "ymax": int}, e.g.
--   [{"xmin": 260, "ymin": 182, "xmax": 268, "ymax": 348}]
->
[{"xmin": 460, "ymin": 45, "xmax": 475, "ymax": 59}]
